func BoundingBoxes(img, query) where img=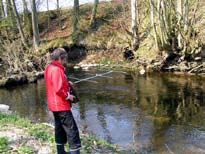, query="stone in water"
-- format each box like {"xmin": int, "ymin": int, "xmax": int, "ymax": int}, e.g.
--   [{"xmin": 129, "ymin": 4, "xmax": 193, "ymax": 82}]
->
[{"xmin": 0, "ymin": 104, "xmax": 10, "ymax": 112}]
